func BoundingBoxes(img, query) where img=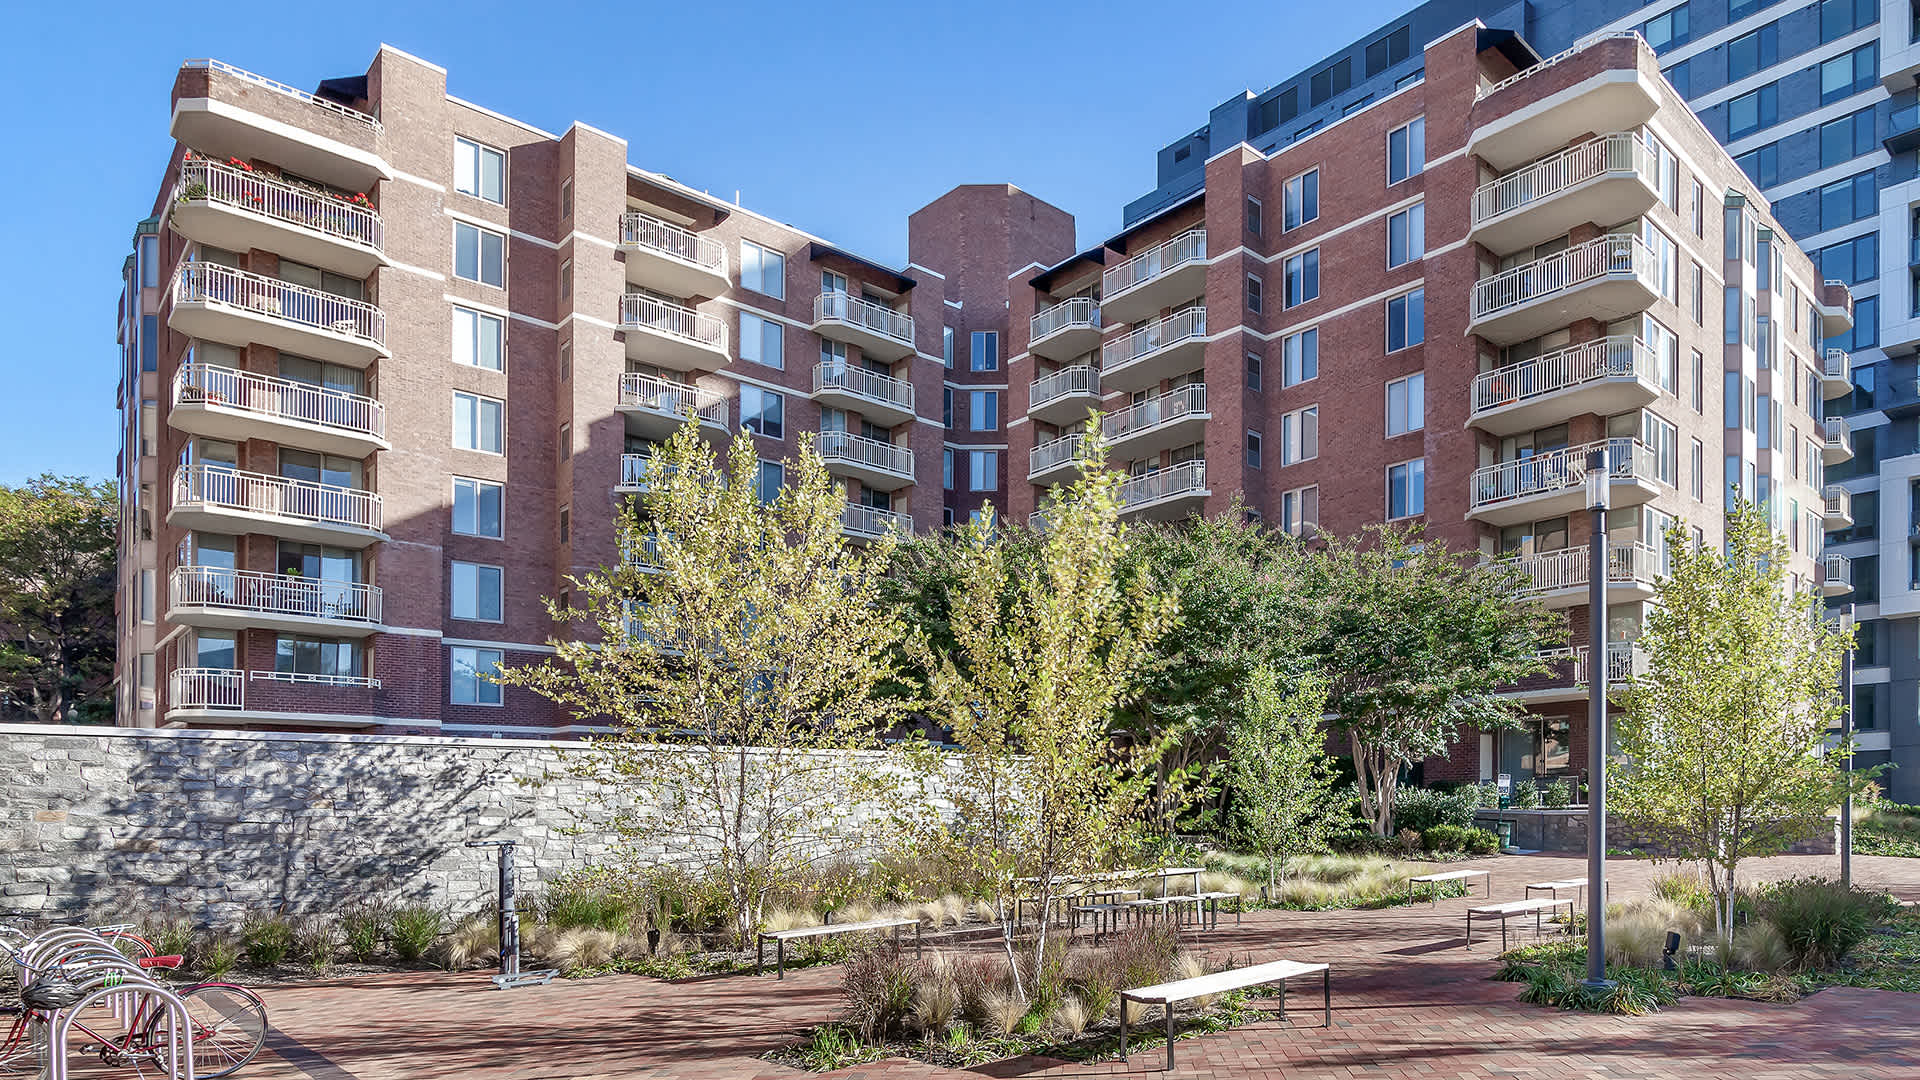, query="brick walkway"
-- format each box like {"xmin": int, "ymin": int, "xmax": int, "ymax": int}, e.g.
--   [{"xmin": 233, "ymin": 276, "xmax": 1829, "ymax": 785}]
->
[{"xmin": 226, "ymin": 853, "xmax": 1920, "ymax": 1080}]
